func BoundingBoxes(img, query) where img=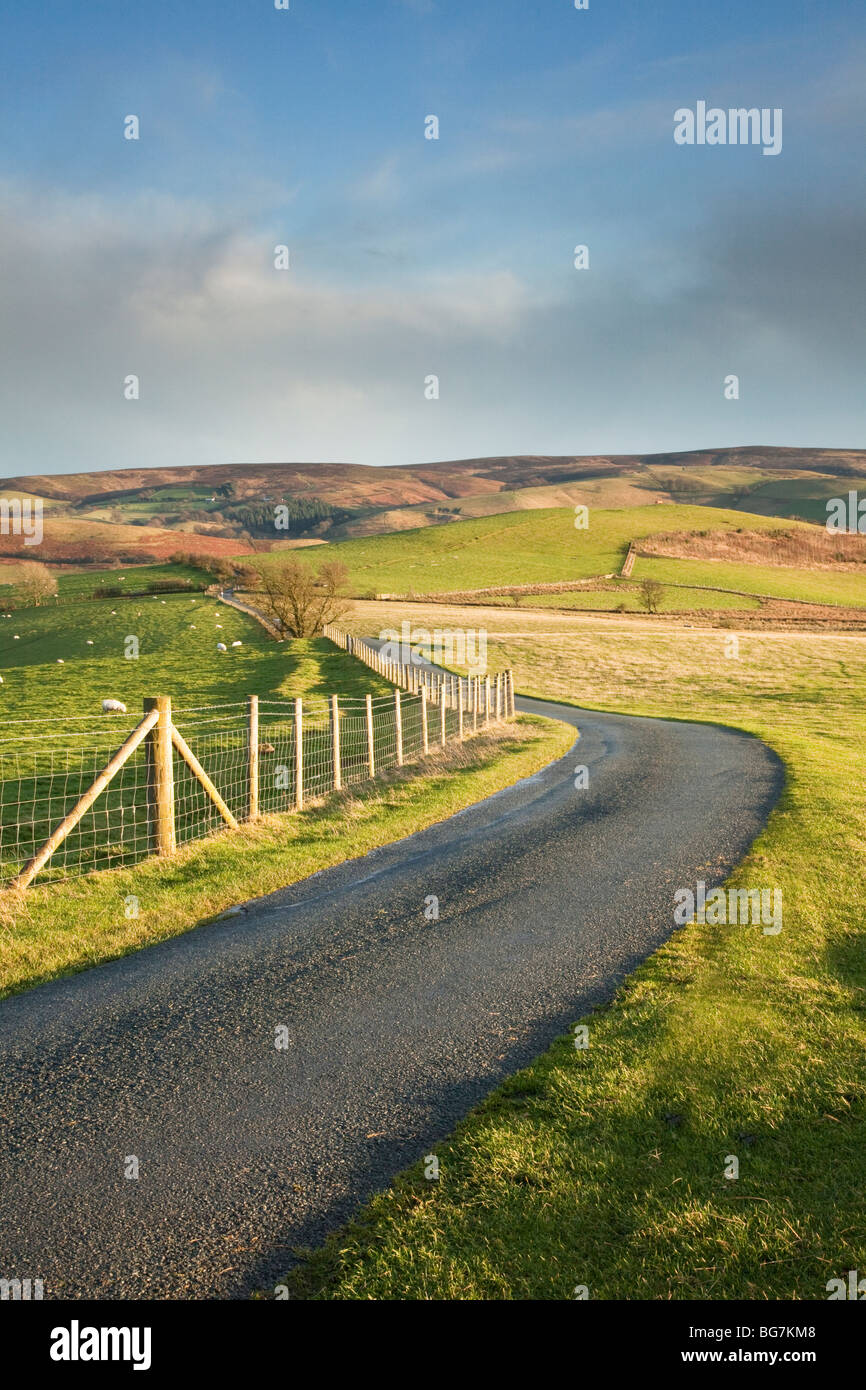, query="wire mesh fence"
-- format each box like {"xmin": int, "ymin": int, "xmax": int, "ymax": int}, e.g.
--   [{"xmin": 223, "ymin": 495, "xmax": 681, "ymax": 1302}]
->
[
  {"xmin": 0, "ymin": 635, "xmax": 515, "ymax": 891},
  {"xmin": 0, "ymin": 712, "xmax": 153, "ymax": 885}
]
